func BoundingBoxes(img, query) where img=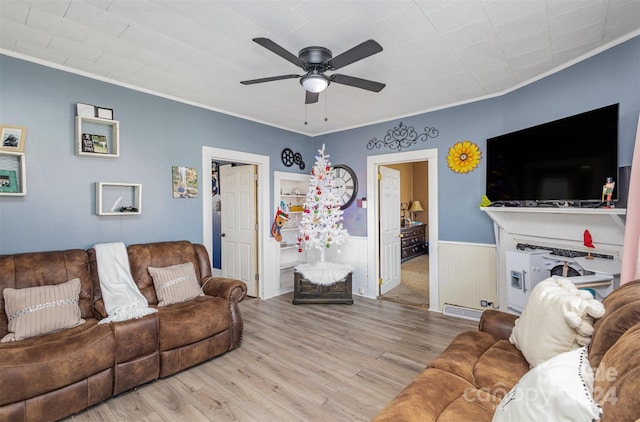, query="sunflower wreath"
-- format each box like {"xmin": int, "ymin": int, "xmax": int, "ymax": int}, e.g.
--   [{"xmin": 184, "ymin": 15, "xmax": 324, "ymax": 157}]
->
[{"xmin": 447, "ymin": 140, "xmax": 481, "ymax": 173}]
